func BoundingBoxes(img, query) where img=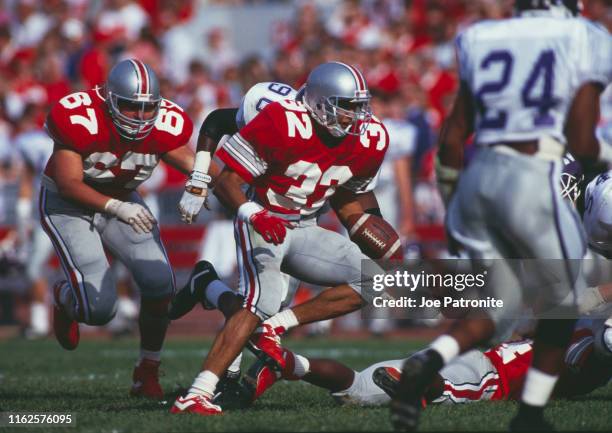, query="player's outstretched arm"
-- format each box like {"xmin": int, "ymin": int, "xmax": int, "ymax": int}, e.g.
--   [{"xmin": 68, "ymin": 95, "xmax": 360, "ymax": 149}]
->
[
  {"xmin": 161, "ymin": 144, "xmax": 194, "ymax": 175},
  {"xmin": 50, "ymin": 147, "xmax": 155, "ymax": 234},
  {"xmin": 178, "ymin": 108, "xmax": 238, "ymax": 224},
  {"xmin": 50, "ymin": 148, "xmax": 118, "ymax": 212}
]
